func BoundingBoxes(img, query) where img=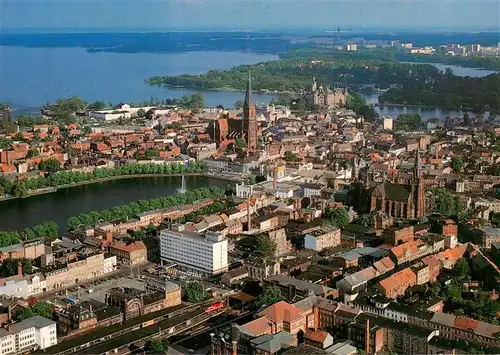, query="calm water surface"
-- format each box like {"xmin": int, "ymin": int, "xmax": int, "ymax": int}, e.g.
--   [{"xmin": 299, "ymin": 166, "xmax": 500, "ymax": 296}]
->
[
  {"xmin": 0, "ymin": 46, "xmax": 278, "ymax": 111},
  {"xmin": 401, "ymin": 61, "xmax": 499, "ymax": 77},
  {"xmin": 0, "ymin": 176, "xmax": 229, "ymax": 232}
]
